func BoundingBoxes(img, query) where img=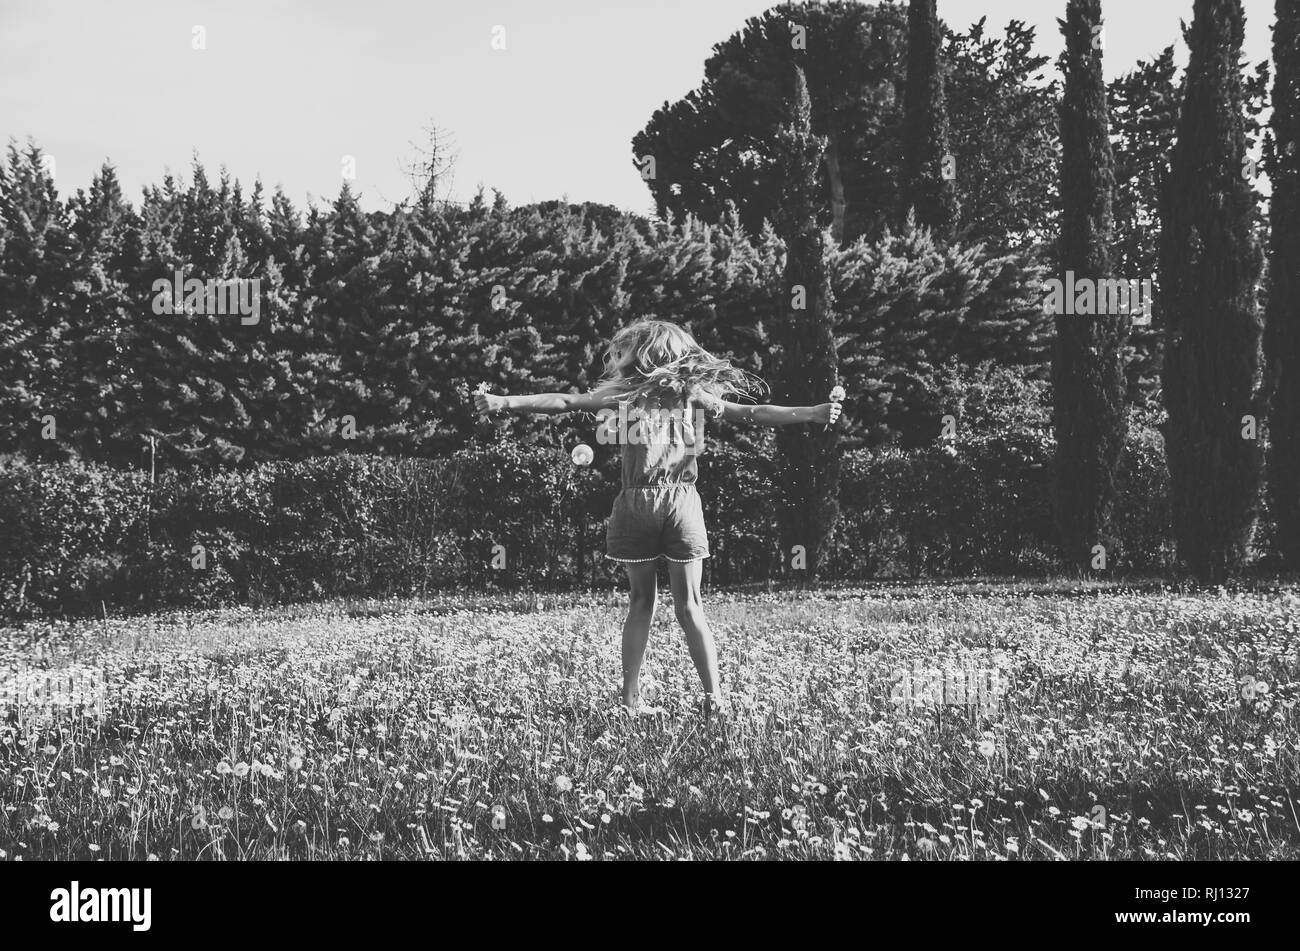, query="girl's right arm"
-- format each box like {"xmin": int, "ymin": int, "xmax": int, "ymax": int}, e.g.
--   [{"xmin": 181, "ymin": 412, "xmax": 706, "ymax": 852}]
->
[{"xmin": 475, "ymin": 386, "xmax": 620, "ymax": 417}]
